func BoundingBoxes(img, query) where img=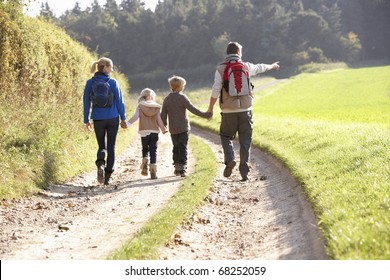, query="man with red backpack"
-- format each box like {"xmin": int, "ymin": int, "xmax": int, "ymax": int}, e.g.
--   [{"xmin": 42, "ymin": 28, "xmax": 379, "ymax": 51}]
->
[{"xmin": 207, "ymin": 42, "xmax": 280, "ymax": 181}]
